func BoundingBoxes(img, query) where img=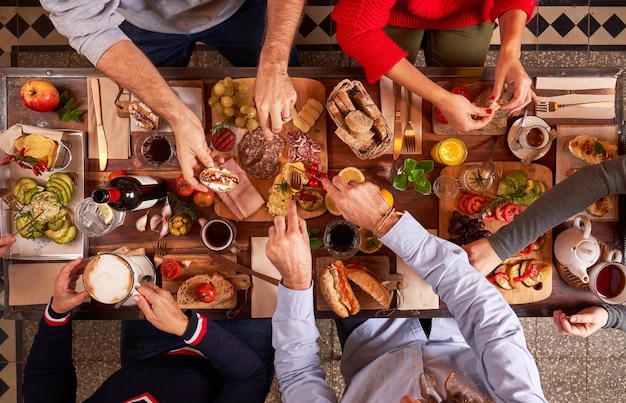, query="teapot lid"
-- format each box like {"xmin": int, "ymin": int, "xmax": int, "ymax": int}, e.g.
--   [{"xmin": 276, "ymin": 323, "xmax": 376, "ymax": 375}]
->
[{"xmin": 575, "ymin": 239, "xmax": 600, "ymax": 264}]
